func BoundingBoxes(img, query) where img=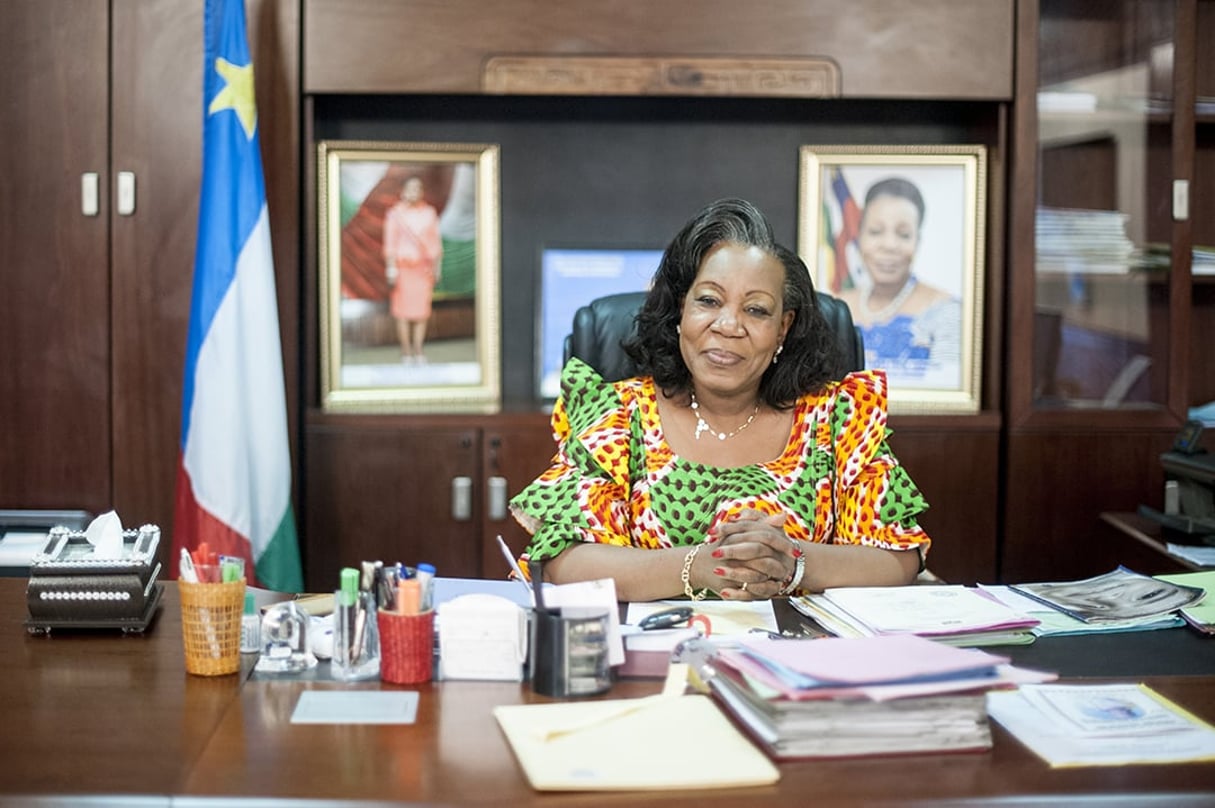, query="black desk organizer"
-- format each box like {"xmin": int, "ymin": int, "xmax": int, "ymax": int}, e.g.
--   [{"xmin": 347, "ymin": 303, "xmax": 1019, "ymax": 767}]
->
[{"xmin": 25, "ymin": 524, "xmax": 163, "ymax": 635}]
